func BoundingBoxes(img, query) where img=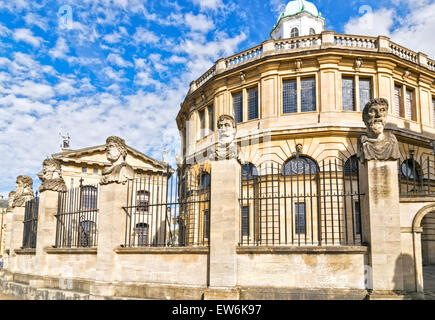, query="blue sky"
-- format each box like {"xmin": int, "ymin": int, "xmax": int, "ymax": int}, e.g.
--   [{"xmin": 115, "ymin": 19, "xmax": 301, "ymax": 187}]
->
[{"xmin": 0, "ymin": 0, "xmax": 435, "ymax": 195}]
